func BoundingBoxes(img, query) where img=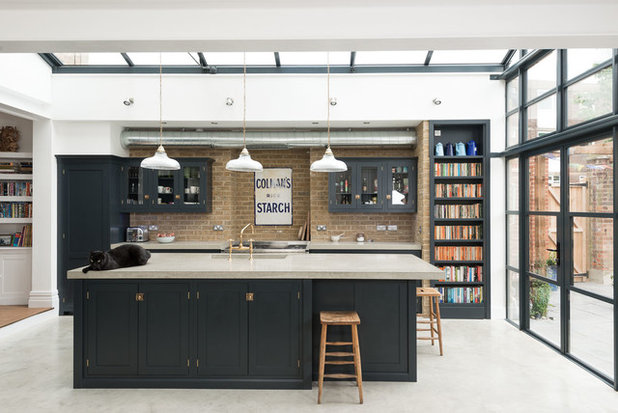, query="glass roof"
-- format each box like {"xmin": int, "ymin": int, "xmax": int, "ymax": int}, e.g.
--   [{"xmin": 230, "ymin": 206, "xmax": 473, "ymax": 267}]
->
[{"xmin": 41, "ymin": 50, "xmax": 521, "ymax": 73}]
